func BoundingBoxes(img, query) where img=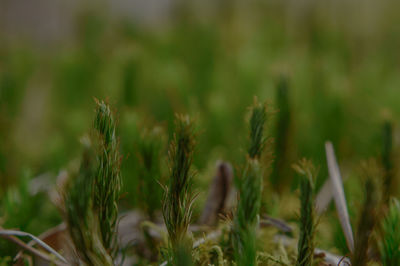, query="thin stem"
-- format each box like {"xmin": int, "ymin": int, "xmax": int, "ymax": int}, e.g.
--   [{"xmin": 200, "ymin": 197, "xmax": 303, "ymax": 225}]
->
[{"xmin": 0, "ymin": 231, "xmax": 67, "ymax": 266}]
